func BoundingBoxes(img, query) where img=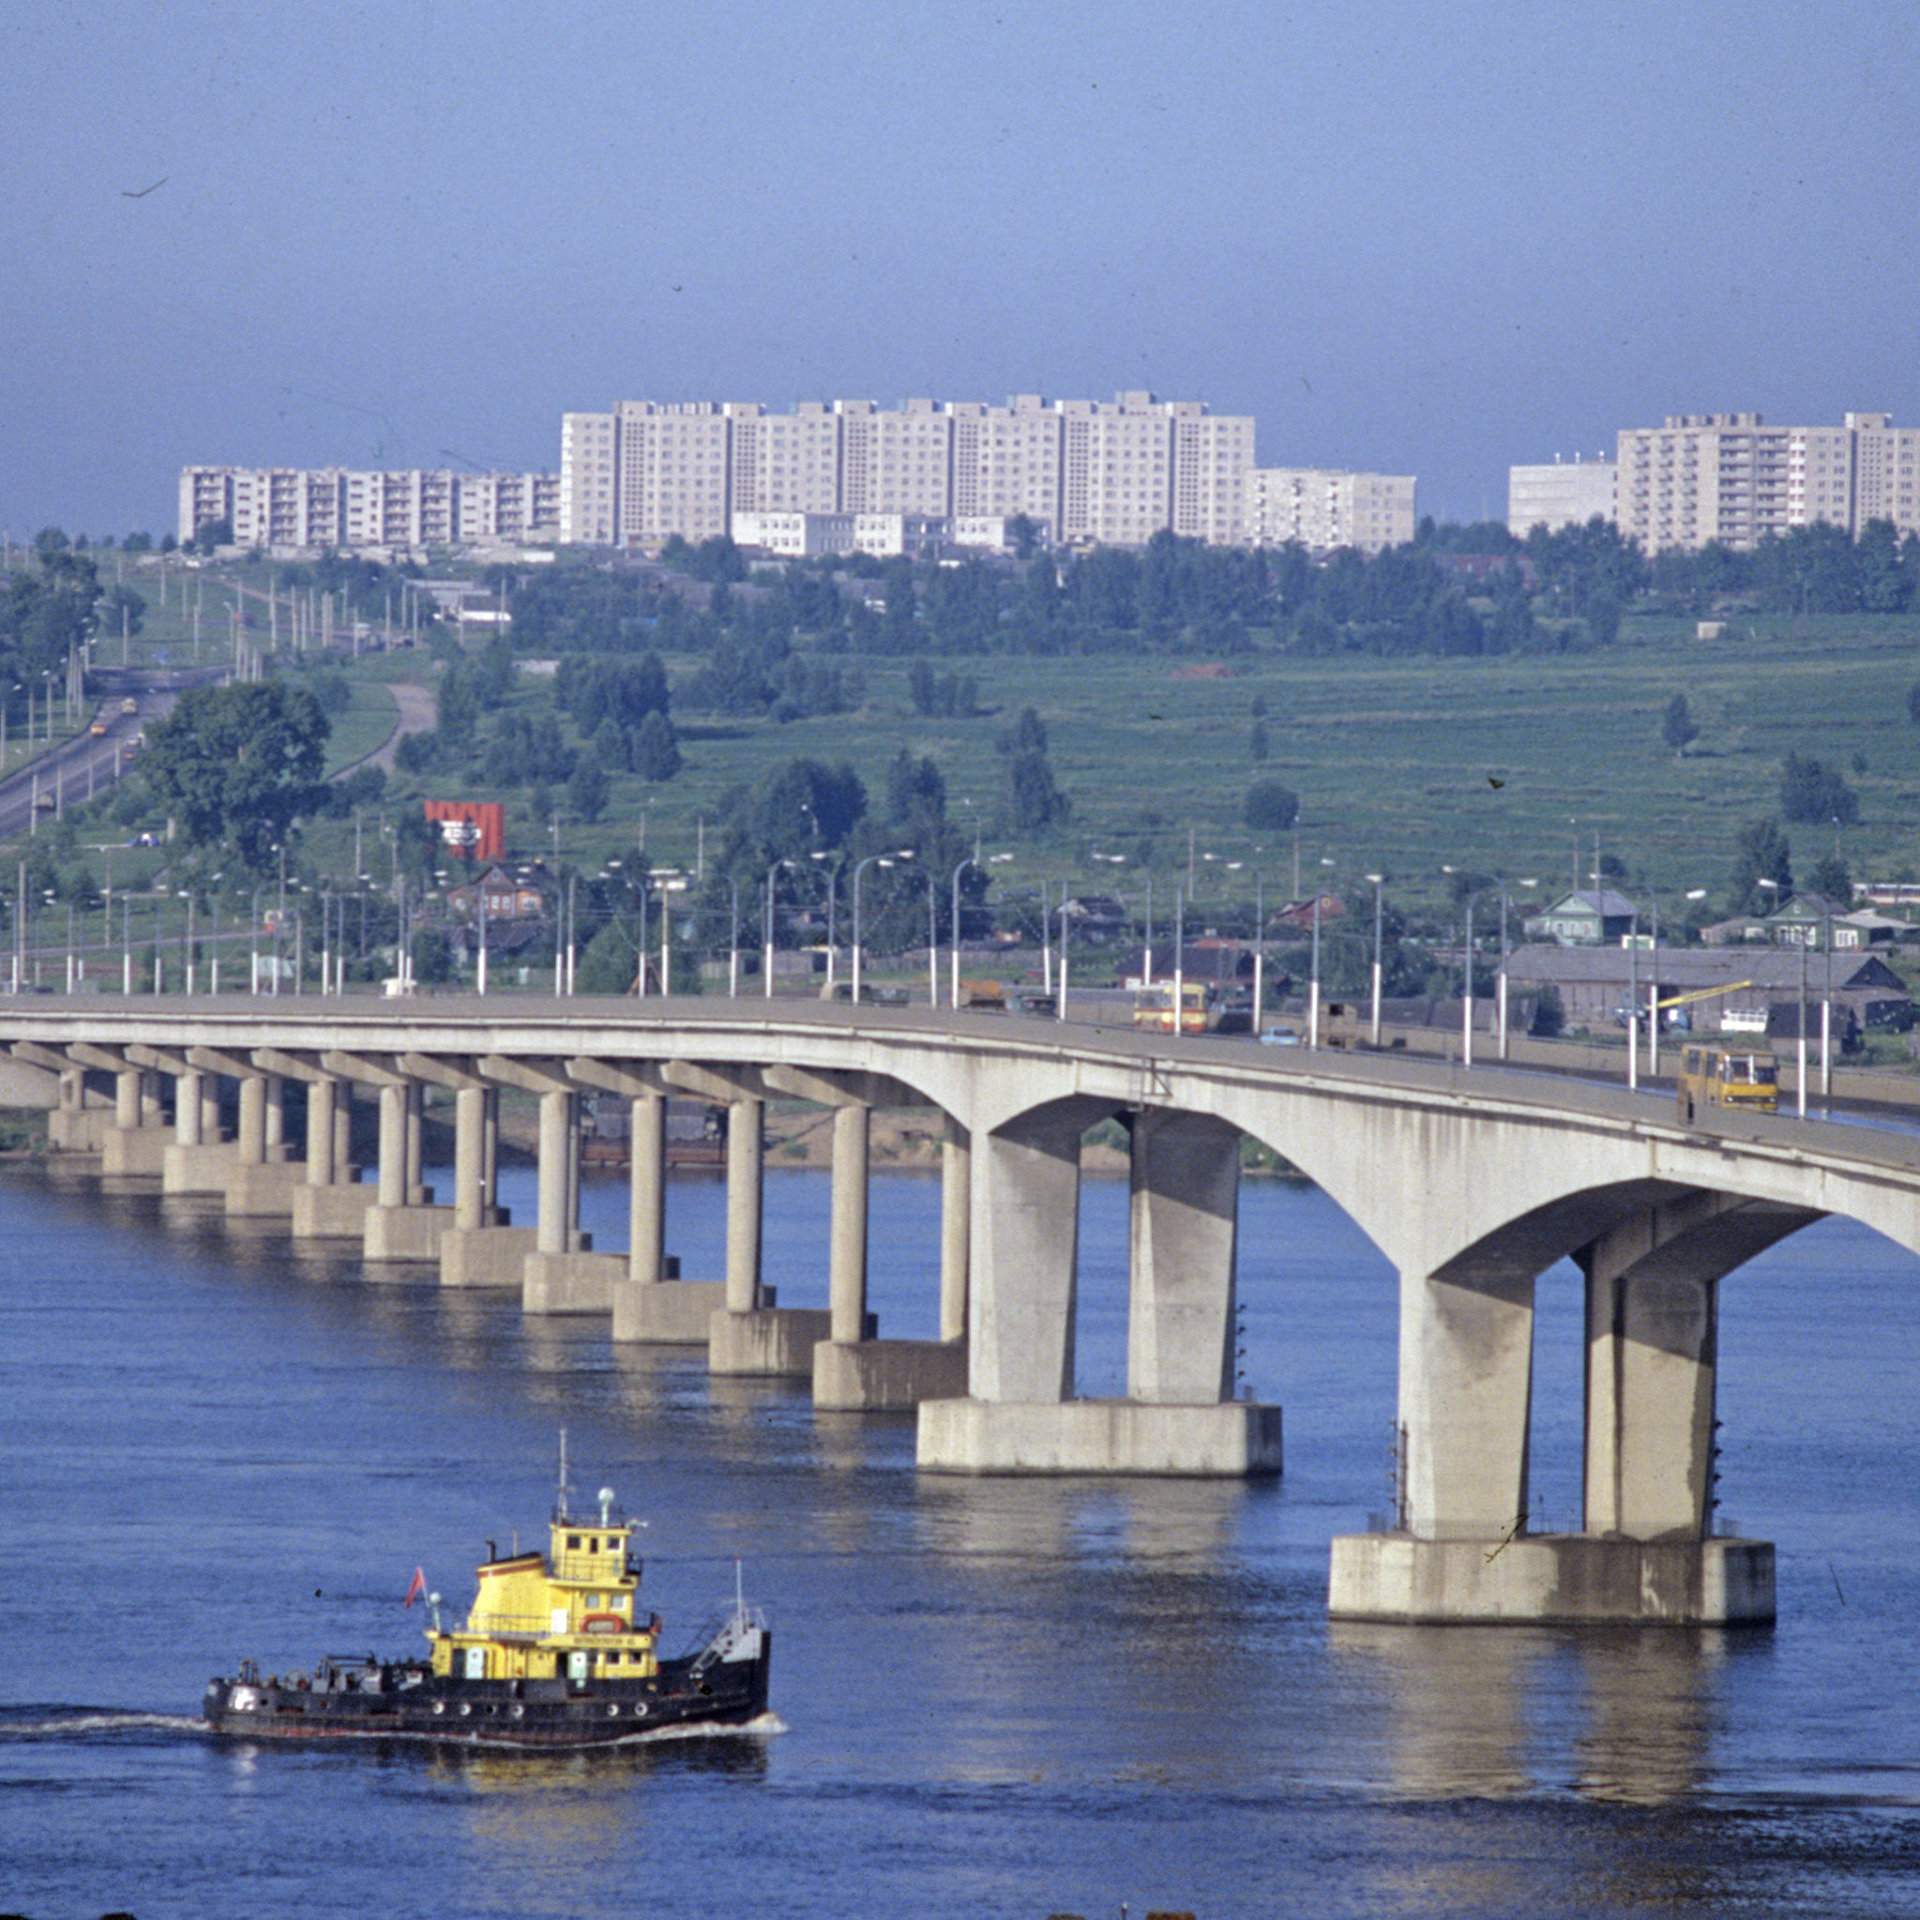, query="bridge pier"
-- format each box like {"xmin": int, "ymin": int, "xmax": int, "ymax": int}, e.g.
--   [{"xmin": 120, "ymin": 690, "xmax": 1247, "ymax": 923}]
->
[
  {"xmin": 521, "ymin": 1081, "xmax": 613, "ymax": 1312},
  {"xmin": 362, "ymin": 1078, "xmax": 452, "ymax": 1261},
  {"xmin": 1329, "ymin": 1192, "xmax": 1806, "ymax": 1624},
  {"xmin": 290, "ymin": 1074, "xmax": 376, "ymax": 1239},
  {"xmin": 920, "ymin": 1101, "xmax": 1279, "ymax": 1474},
  {"xmin": 710, "ymin": 1090, "xmax": 822, "ymax": 1373},
  {"xmin": 224, "ymin": 1069, "xmax": 306, "ymax": 1215},
  {"xmin": 101, "ymin": 1068, "xmax": 167, "ymax": 1177},
  {"xmin": 604, "ymin": 1089, "xmax": 709, "ymax": 1339},
  {"xmin": 439, "ymin": 1081, "xmax": 535, "ymax": 1287}
]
